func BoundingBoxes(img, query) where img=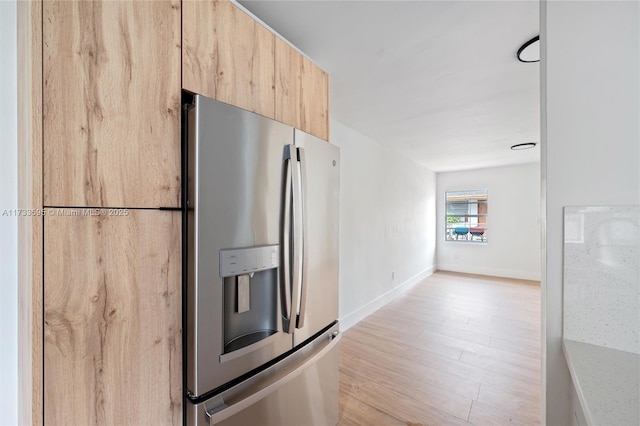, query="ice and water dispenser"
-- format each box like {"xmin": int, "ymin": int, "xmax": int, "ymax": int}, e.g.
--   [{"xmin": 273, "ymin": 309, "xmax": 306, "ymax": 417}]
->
[{"xmin": 219, "ymin": 245, "xmax": 281, "ymax": 360}]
